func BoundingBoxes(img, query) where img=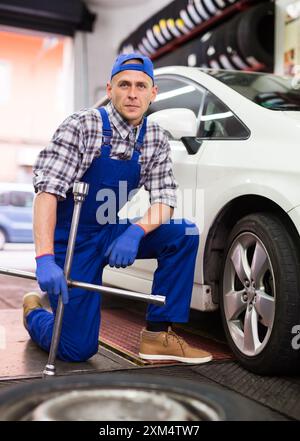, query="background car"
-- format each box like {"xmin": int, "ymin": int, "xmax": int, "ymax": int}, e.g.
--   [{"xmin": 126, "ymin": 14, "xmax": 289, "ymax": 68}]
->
[
  {"xmin": 99, "ymin": 67, "xmax": 300, "ymax": 375},
  {"xmin": 0, "ymin": 183, "xmax": 34, "ymax": 250}
]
